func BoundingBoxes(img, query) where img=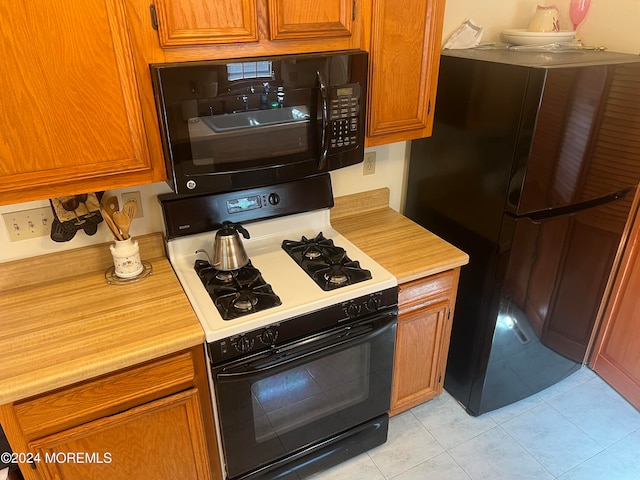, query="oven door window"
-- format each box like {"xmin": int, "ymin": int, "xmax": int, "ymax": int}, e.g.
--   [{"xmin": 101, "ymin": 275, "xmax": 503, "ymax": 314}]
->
[
  {"xmin": 213, "ymin": 316, "xmax": 395, "ymax": 479},
  {"xmin": 252, "ymin": 344, "xmax": 370, "ymax": 444}
]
